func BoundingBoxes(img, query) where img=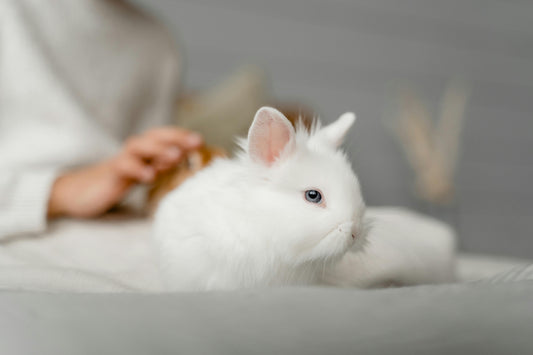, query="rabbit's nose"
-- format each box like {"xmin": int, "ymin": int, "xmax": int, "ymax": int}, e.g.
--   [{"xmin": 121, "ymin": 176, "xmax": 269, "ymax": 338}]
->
[{"xmin": 337, "ymin": 221, "xmax": 354, "ymax": 236}]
